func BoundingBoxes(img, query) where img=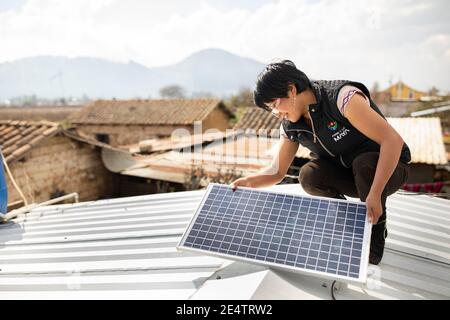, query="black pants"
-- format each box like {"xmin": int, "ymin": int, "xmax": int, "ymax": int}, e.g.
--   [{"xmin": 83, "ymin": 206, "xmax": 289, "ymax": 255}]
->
[{"xmin": 298, "ymin": 152, "xmax": 410, "ymax": 264}]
